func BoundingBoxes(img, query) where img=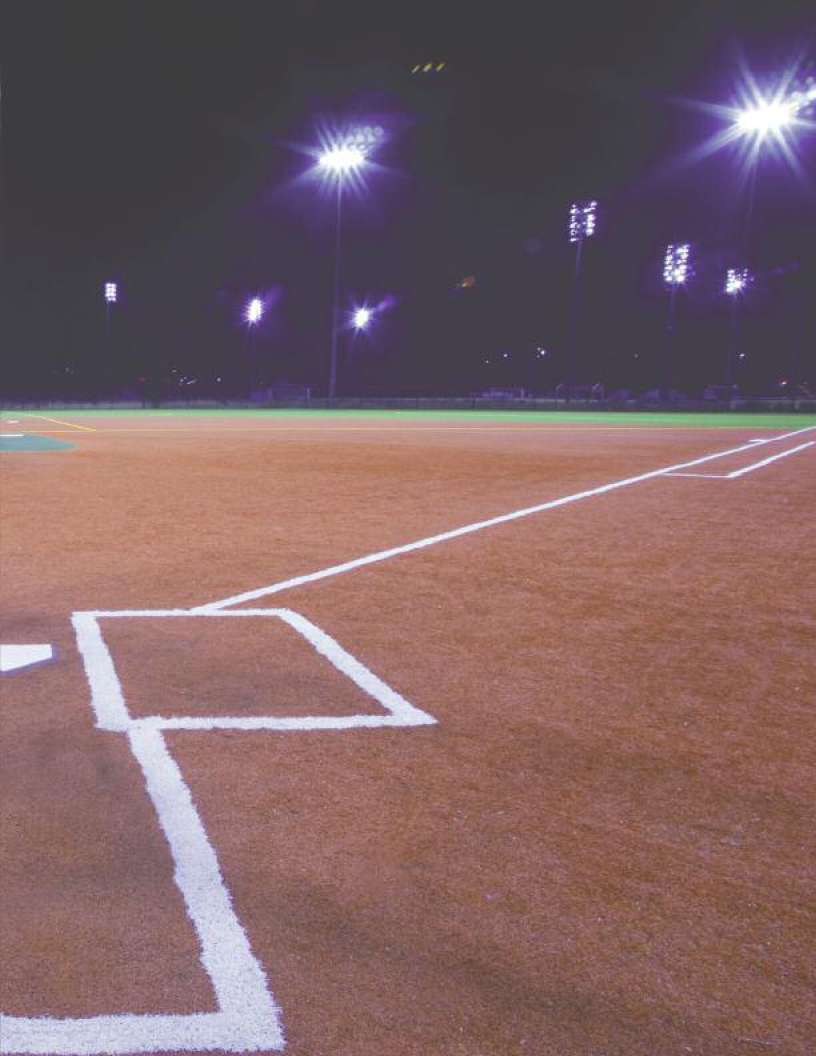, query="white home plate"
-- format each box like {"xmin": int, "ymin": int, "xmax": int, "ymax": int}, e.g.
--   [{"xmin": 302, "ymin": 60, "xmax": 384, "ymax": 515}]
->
[{"xmin": 0, "ymin": 644, "xmax": 54, "ymax": 672}]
